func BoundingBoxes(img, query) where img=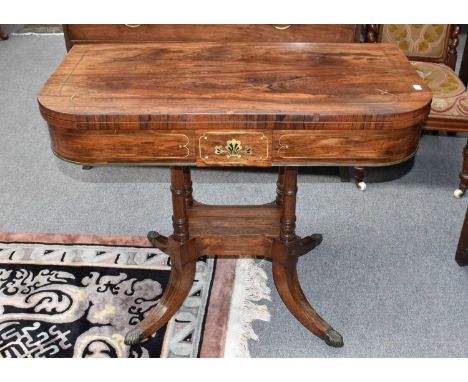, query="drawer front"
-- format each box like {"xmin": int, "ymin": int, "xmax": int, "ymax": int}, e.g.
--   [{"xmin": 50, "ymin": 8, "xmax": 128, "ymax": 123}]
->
[
  {"xmin": 197, "ymin": 131, "xmax": 271, "ymax": 167},
  {"xmin": 64, "ymin": 24, "xmax": 360, "ymax": 49},
  {"xmin": 50, "ymin": 127, "xmax": 196, "ymax": 164},
  {"xmin": 273, "ymin": 127, "xmax": 420, "ymax": 165}
]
